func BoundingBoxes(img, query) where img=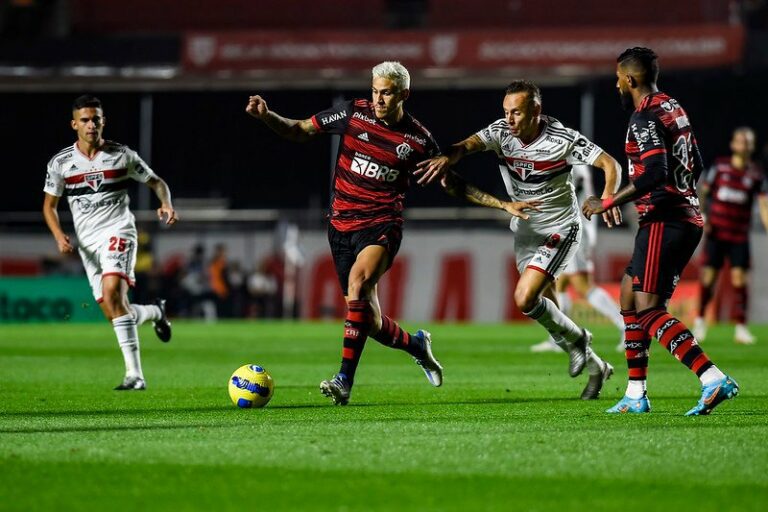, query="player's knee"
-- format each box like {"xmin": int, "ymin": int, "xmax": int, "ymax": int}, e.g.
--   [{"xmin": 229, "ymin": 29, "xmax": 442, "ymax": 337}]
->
[
  {"xmin": 731, "ymin": 269, "xmax": 747, "ymax": 287},
  {"xmin": 514, "ymin": 287, "xmax": 538, "ymax": 313},
  {"xmin": 347, "ymin": 274, "xmax": 375, "ymax": 300},
  {"xmin": 101, "ymin": 287, "xmax": 127, "ymax": 316}
]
